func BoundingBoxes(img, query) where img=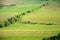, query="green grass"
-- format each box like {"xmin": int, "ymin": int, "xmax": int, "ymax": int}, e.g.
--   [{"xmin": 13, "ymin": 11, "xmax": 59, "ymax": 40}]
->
[
  {"xmin": 0, "ymin": 36, "xmax": 44, "ymax": 40},
  {"xmin": 0, "ymin": 22, "xmax": 60, "ymax": 40},
  {"xmin": 0, "ymin": 4, "xmax": 41, "ymax": 21},
  {"xmin": 0, "ymin": 4, "xmax": 41, "ymax": 12},
  {"xmin": 21, "ymin": 5, "xmax": 60, "ymax": 24},
  {"xmin": 0, "ymin": 22, "xmax": 60, "ymax": 30}
]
